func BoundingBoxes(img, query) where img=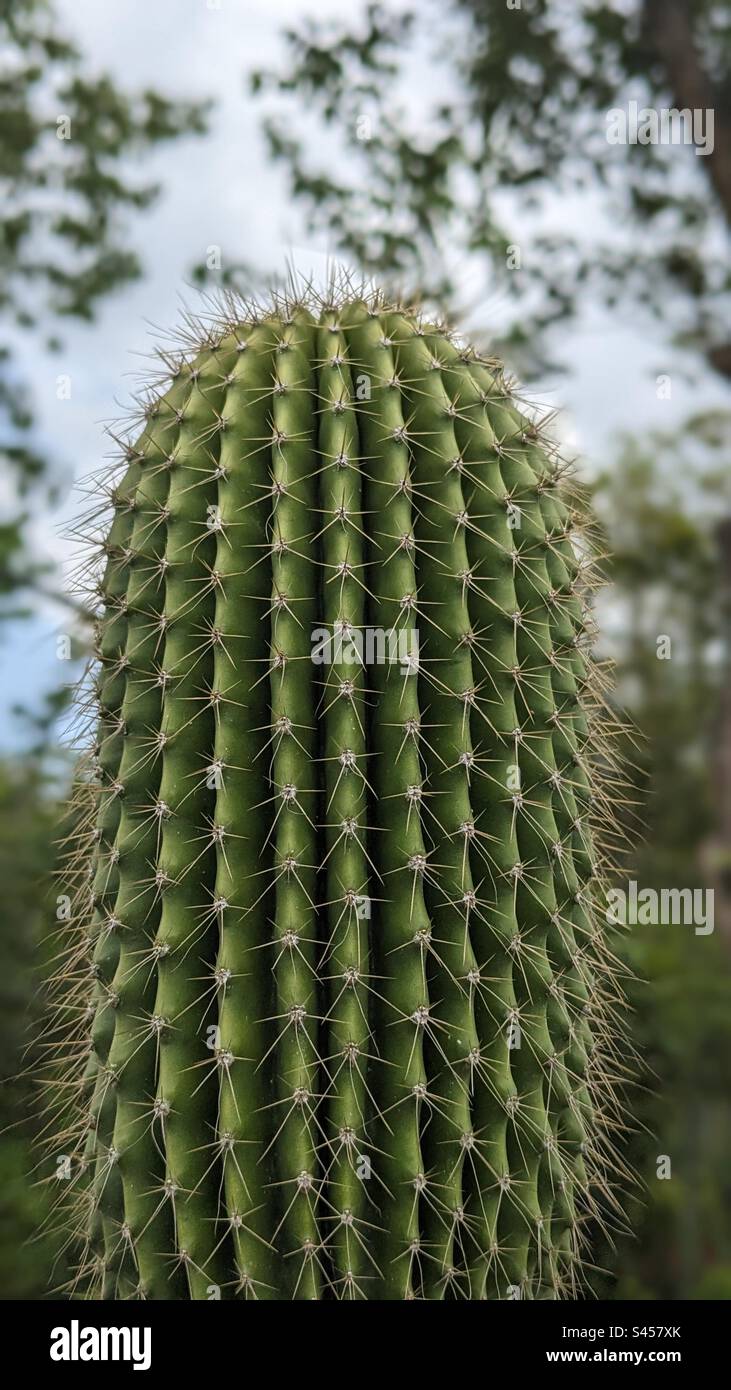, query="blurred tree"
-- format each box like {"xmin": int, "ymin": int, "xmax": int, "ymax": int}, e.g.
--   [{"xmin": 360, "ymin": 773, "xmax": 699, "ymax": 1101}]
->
[
  {"xmin": 0, "ymin": 0, "xmax": 210, "ymax": 620},
  {"xmin": 0, "ymin": 756, "xmax": 61, "ymax": 1297},
  {"xmin": 251, "ymin": 0, "xmax": 730, "ymax": 379},
  {"xmin": 589, "ymin": 430, "xmax": 731, "ymax": 1297}
]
